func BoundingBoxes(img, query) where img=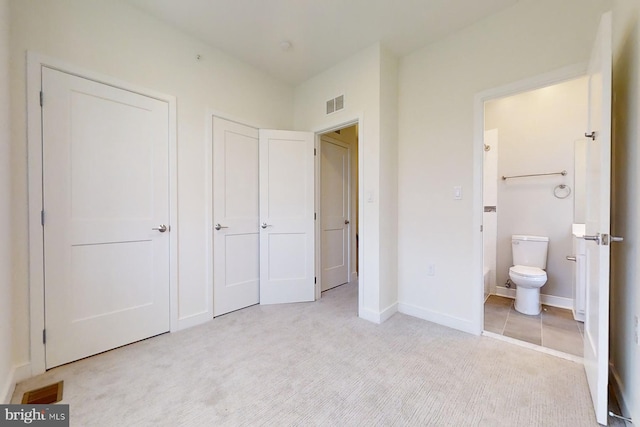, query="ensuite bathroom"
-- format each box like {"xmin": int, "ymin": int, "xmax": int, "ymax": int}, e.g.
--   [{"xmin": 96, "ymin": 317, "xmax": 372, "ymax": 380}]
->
[{"xmin": 482, "ymin": 76, "xmax": 589, "ymax": 357}]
